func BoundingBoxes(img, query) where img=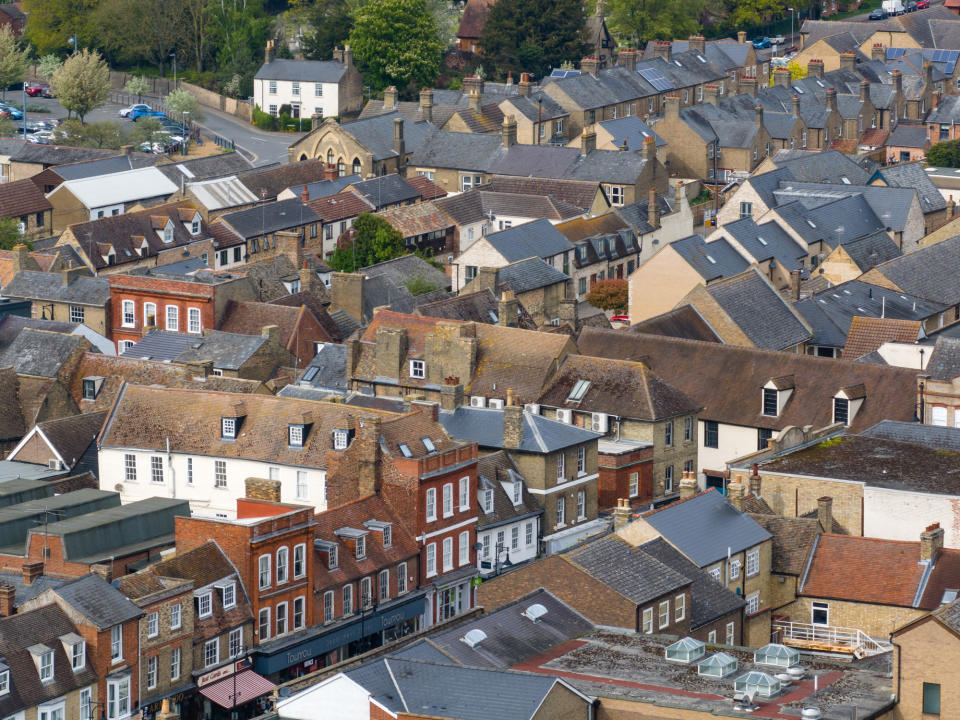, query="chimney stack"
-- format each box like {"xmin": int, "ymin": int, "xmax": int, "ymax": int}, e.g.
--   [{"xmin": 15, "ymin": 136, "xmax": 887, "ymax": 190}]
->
[
  {"xmin": 463, "ymin": 75, "xmax": 484, "ymax": 96},
  {"xmin": 0, "ymin": 585, "xmax": 14, "ymax": 617},
  {"xmin": 755, "ymin": 104, "xmax": 764, "ymax": 127},
  {"xmin": 727, "ymin": 477, "xmax": 746, "ymax": 512},
  {"xmin": 924, "ymin": 61, "xmax": 934, "ymax": 86},
  {"xmin": 518, "ymin": 73, "xmax": 533, "ymax": 97},
  {"xmin": 468, "ymin": 89, "xmax": 482, "ymax": 113},
  {"xmin": 299, "ymin": 261, "xmax": 317, "ymax": 294},
  {"xmin": 498, "ymin": 290, "xmax": 519, "ymax": 327},
  {"xmin": 91, "ymin": 563, "xmax": 112, "ymax": 583},
  {"xmin": 618, "ymin": 48, "xmax": 638, "ymax": 72},
  {"xmin": 790, "ymin": 269, "xmax": 801, "ymax": 301},
  {"xmin": 300, "ymin": 185, "xmax": 309, "ymax": 203},
  {"xmin": 11, "ymin": 243, "xmax": 30, "ymax": 276},
  {"xmin": 440, "ymin": 378, "xmax": 464, "ymax": 411},
  {"xmin": 356, "ymin": 416, "xmax": 382, "ymax": 495},
  {"xmin": 343, "ymin": 45, "xmax": 353, "ymax": 68},
  {"xmin": 738, "ymin": 31, "xmax": 747, "ymax": 44},
  {"xmin": 808, "ymin": 59, "xmax": 824, "ymax": 79},
  {"xmin": 689, "ymin": 35, "xmax": 706, "ymax": 54},
  {"xmin": 383, "ymin": 86, "xmax": 398, "ymax": 111},
  {"xmin": 817, "ymin": 496, "xmax": 833, "ymax": 533},
  {"xmin": 275, "ymin": 229, "xmax": 302, "ymax": 269},
  {"xmin": 860, "ymin": 79, "xmax": 869, "ymax": 103},
  {"xmin": 330, "ymin": 272, "xmax": 365, "ymax": 325},
  {"xmin": 948, "ymin": 195, "xmax": 955, "ymax": 219},
  {"xmin": 503, "ymin": 402, "xmax": 523, "ymax": 449},
  {"xmin": 643, "ymin": 135, "xmax": 656, "ymax": 162},
  {"xmin": 826, "ymin": 87, "xmax": 838, "ymax": 113},
  {"xmin": 653, "ymin": 41, "xmax": 672, "ymax": 63},
  {"xmin": 581, "ymin": 56, "xmax": 600, "ymax": 76},
  {"xmin": 792, "ymin": 93, "xmax": 800, "ymax": 117},
  {"xmin": 703, "ymin": 84, "xmax": 719, "ymax": 106},
  {"xmin": 892, "ymin": 69, "xmax": 903, "ymax": 97},
  {"xmin": 324, "ymin": 162, "xmax": 339, "ymax": 181},
  {"xmin": 872, "ymin": 43, "xmax": 886, "ymax": 62},
  {"xmin": 648, "ymin": 187, "xmax": 660, "ymax": 229},
  {"xmin": 265, "ymin": 40, "xmax": 275, "ymax": 64},
  {"xmin": 679, "ymin": 471, "xmax": 698, "ymax": 500},
  {"xmin": 502, "ymin": 114, "xmax": 517, "ymax": 148},
  {"xmin": 392, "ymin": 117, "xmax": 405, "ymax": 157},
  {"xmin": 673, "ymin": 181, "xmax": 684, "ymax": 209},
  {"xmin": 613, "ymin": 498, "xmax": 632, "ymax": 531},
  {"xmin": 665, "ymin": 95, "xmax": 680, "ymax": 120},
  {"xmin": 921, "ymin": 522, "xmax": 945, "ymax": 563},
  {"xmin": 749, "ymin": 466, "xmax": 762, "ymax": 496},
  {"xmin": 740, "ymin": 77, "xmax": 758, "ymax": 98},
  {"xmin": 839, "ymin": 51, "xmax": 856, "ymax": 73},
  {"xmin": 419, "ymin": 88, "xmax": 434, "ymax": 124},
  {"xmin": 581, "ymin": 125, "xmax": 596, "ymax": 154},
  {"xmin": 774, "ymin": 67, "xmax": 791, "ymax": 87}
]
